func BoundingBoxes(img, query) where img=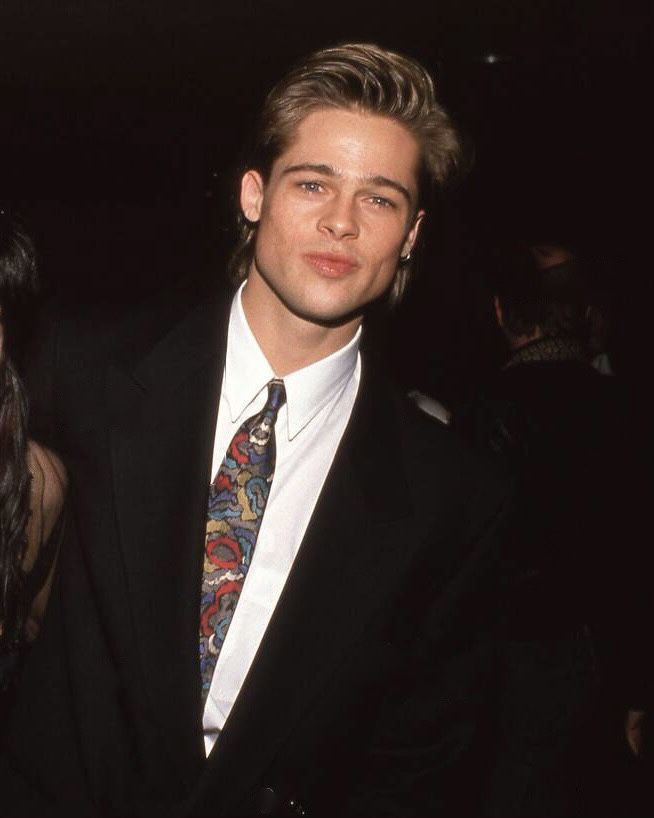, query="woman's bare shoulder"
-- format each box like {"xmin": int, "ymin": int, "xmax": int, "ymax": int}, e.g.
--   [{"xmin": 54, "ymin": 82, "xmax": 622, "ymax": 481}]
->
[
  {"xmin": 26, "ymin": 441, "xmax": 68, "ymax": 552},
  {"xmin": 22, "ymin": 442, "xmax": 68, "ymax": 639}
]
